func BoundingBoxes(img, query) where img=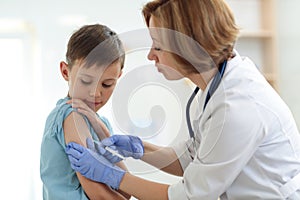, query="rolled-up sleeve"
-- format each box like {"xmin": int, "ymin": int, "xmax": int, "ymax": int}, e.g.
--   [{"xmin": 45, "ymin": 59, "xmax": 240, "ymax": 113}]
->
[
  {"xmin": 168, "ymin": 180, "xmax": 189, "ymax": 200},
  {"xmin": 168, "ymin": 161, "xmax": 232, "ymax": 200},
  {"xmin": 171, "ymin": 138, "xmax": 195, "ymax": 171}
]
